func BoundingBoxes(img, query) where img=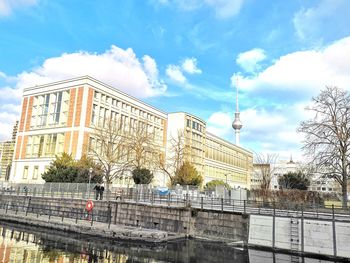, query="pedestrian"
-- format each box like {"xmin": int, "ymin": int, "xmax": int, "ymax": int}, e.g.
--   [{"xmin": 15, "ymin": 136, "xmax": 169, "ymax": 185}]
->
[
  {"xmin": 100, "ymin": 185, "xmax": 105, "ymax": 200},
  {"xmin": 93, "ymin": 184, "xmax": 100, "ymax": 200},
  {"xmin": 23, "ymin": 186, "xmax": 28, "ymax": 196}
]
